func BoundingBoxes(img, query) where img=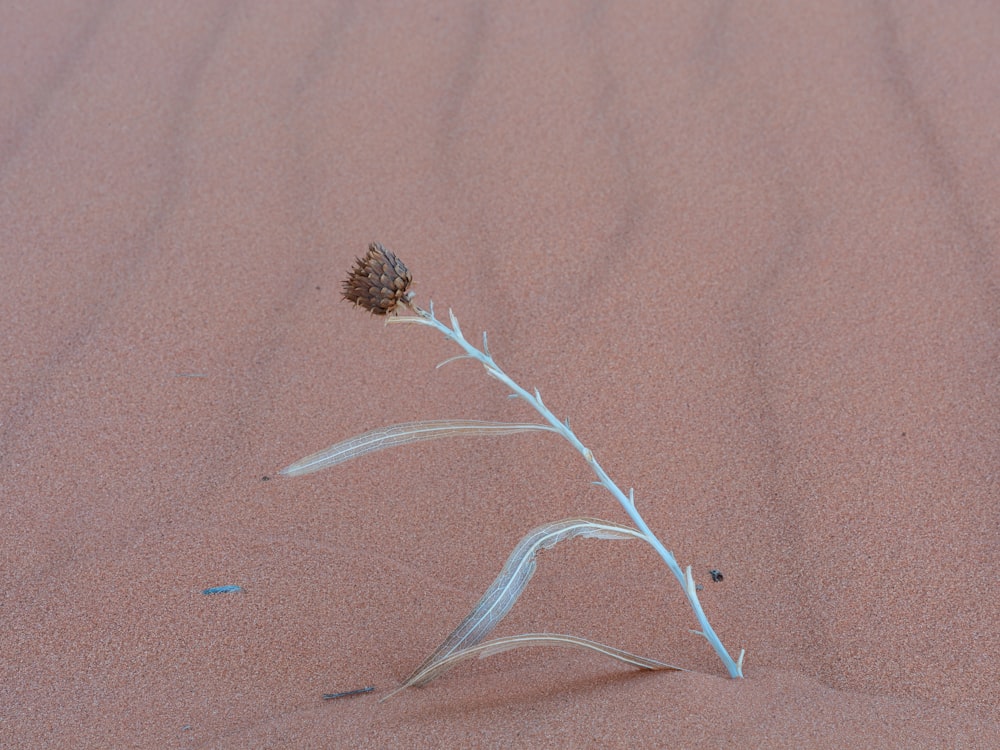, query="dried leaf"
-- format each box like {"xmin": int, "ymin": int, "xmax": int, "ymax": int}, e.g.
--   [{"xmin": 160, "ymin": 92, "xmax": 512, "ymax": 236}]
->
[
  {"xmin": 280, "ymin": 420, "xmax": 556, "ymax": 477},
  {"xmin": 399, "ymin": 518, "xmax": 648, "ymax": 689},
  {"xmin": 381, "ymin": 632, "xmax": 682, "ymax": 702}
]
